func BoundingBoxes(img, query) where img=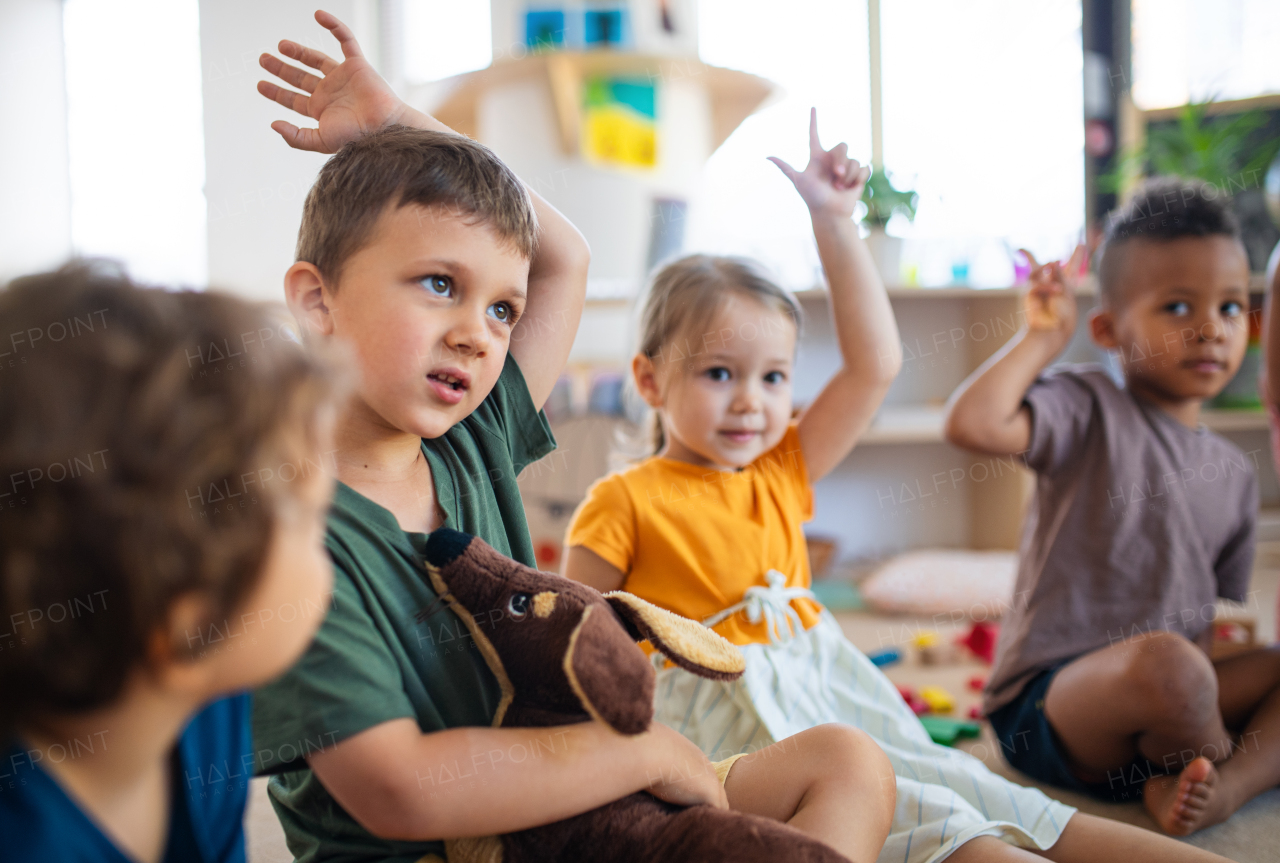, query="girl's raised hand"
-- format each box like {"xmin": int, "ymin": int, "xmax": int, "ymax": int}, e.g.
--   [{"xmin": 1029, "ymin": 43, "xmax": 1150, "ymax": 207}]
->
[
  {"xmin": 768, "ymin": 108, "xmax": 870, "ymax": 220},
  {"xmin": 257, "ymin": 10, "xmax": 411, "ymax": 153}
]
